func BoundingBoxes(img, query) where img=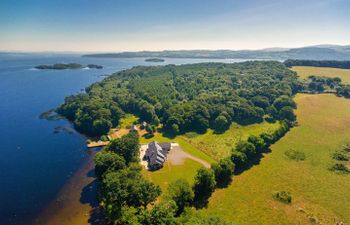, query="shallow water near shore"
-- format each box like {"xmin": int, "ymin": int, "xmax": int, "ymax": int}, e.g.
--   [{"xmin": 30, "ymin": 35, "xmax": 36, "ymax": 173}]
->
[{"xmin": 0, "ymin": 53, "xmax": 256, "ymax": 225}]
